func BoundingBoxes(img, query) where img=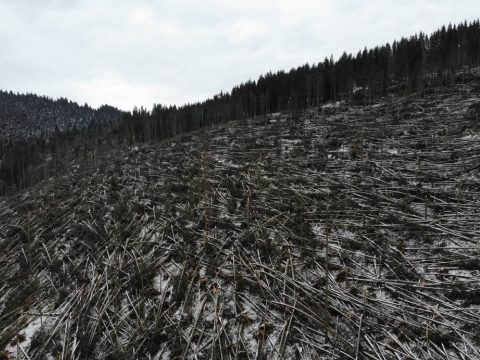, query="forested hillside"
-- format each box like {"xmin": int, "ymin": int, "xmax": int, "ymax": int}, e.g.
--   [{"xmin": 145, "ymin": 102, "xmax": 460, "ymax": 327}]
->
[
  {"xmin": 144, "ymin": 20, "xmax": 480, "ymax": 134},
  {"xmin": 0, "ymin": 93, "xmax": 122, "ymax": 194},
  {"xmin": 0, "ymin": 91, "xmax": 122, "ymax": 141}
]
